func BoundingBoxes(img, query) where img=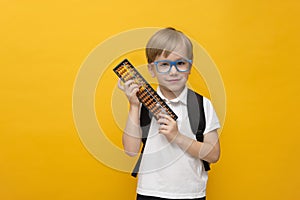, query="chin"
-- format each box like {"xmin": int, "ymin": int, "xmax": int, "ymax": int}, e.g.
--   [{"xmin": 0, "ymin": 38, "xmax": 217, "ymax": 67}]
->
[{"xmin": 164, "ymin": 85, "xmax": 185, "ymax": 94}]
